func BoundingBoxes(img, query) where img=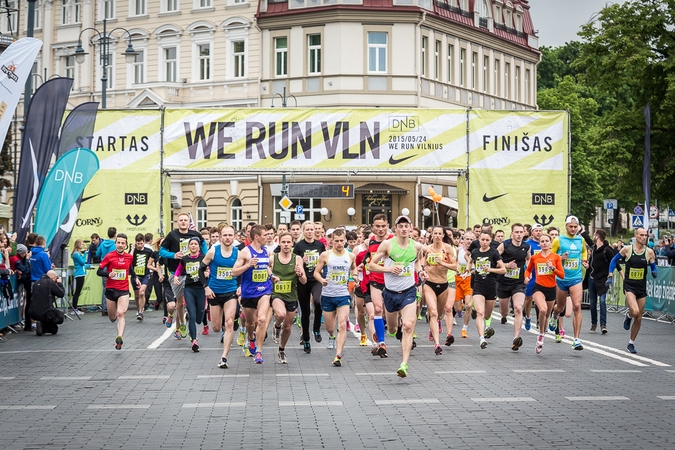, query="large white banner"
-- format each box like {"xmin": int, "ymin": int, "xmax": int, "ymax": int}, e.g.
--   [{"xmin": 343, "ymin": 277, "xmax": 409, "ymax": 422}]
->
[{"xmin": 0, "ymin": 37, "xmax": 43, "ymax": 151}]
